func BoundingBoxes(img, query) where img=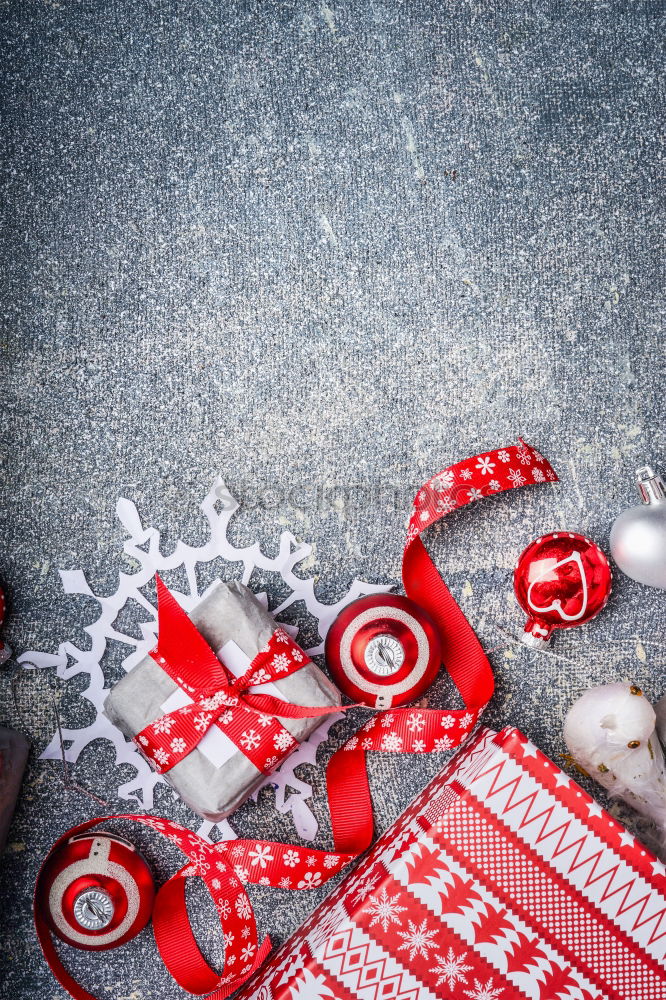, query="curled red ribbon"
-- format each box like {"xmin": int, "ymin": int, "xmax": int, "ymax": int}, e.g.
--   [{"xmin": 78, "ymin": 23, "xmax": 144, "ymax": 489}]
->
[{"xmin": 35, "ymin": 439, "xmax": 558, "ymax": 999}]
